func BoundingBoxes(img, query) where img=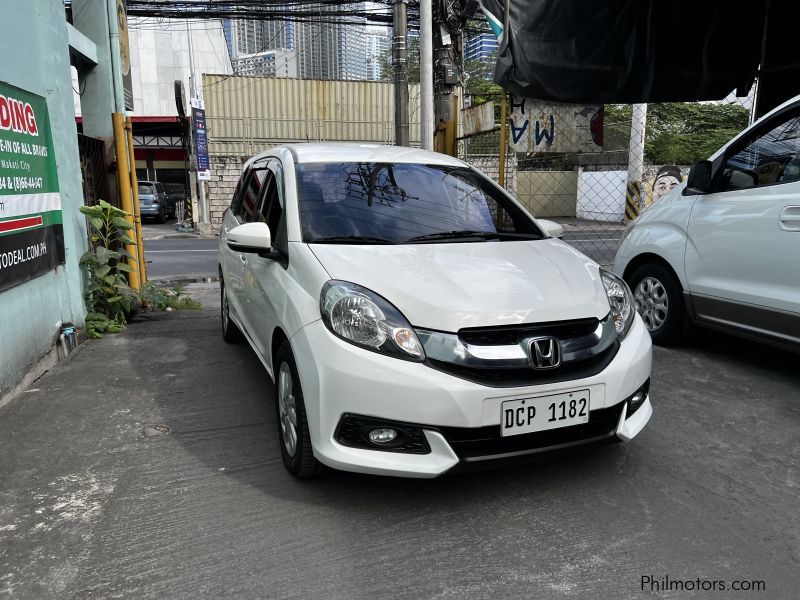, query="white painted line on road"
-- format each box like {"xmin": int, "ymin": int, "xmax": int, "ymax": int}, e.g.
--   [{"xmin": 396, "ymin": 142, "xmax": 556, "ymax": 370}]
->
[{"xmin": 145, "ymin": 249, "xmax": 218, "ymax": 253}]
